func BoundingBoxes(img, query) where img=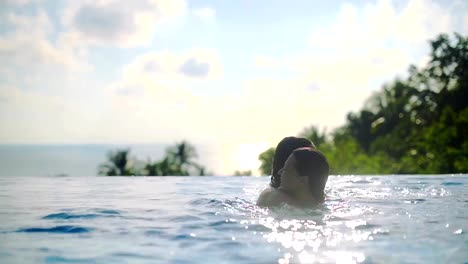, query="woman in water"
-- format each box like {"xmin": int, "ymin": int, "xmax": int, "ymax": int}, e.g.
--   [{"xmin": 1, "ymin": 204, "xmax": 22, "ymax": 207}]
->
[
  {"xmin": 257, "ymin": 137, "xmax": 329, "ymax": 208},
  {"xmin": 270, "ymin": 137, "xmax": 316, "ymax": 188}
]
